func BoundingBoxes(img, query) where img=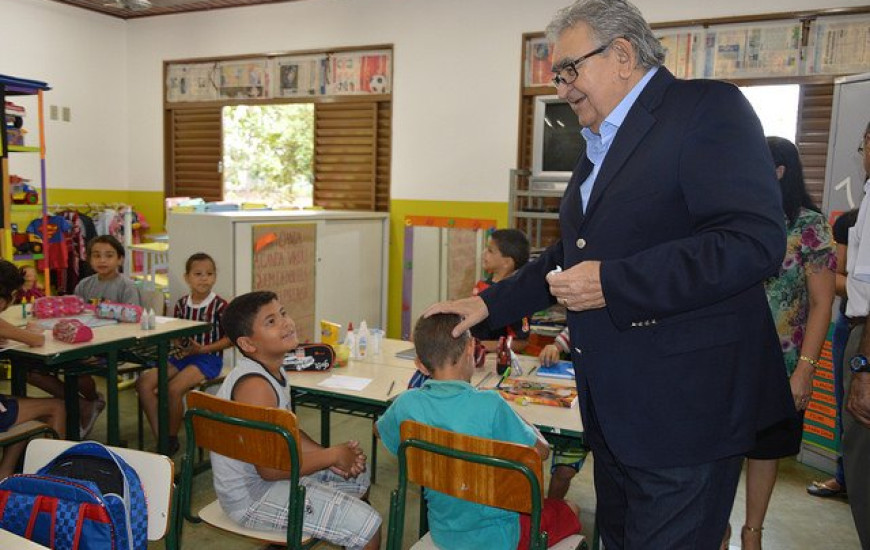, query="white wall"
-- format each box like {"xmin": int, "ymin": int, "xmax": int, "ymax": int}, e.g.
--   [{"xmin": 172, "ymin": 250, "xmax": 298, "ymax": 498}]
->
[
  {"xmin": 5, "ymin": 0, "xmax": 869, "ymax": 199},
  {"xmin": 2, "ymin": 0, "xmax": 127, "ymax": 192}
]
